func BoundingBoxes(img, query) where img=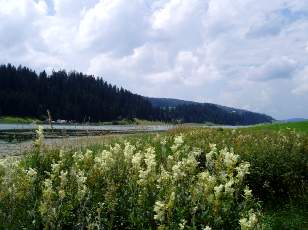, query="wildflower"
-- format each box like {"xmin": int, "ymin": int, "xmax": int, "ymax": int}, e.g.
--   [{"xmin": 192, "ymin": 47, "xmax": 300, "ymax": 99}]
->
[
  {"xmin": 84, "ymin": 149, "xmax": 93, "ymax": 162},
  {"xmin": 59, "ymin": 170, "xmax": 68, "ymax": 186},
  {"xmin": 171, "ymin": 162, "xmax": 186, "ymax": 180},
  {"xmin": 203, "ymin": 226, "xmax": 212, "ymax": 230},
  {"xmin": 26, "ymin": 167, "xmax": 37, "ymax": 178},
  {"xmin": 174, "ymin": 135, "xmax": 184, "ymax": 146},
  {"xmin": 51, "ymin": 161, "xmax": 61, "ymax": 175},
  {"xmin": 160, "ymin": 137, "xmax": 167, "ymax": 146},
  {"xmin": 157, "ymin": 167, "xmax": 171, "ymax": 186},
  {"xmin": 222, "ymin": 149, "xmax": 238, "ymax": 168},
  {"xmin": 154, "ymin": 200, "xmax": 165, "ymax": 222},
  {"xmin": 239, "ymin": 211, "xmax": 258, "ymax": 230},
  {"xmin": 224, "ymin": 179, "xmax": 235, "ymax": 195},
  {"xmin": 132, "ymin": 151, "xmax": 143, "ymax": 169},
  {"xmin": 124, "ymin": 141, "xmax": 135, "ymax": 161},
  {"xmin": 171, "ymin": 135, "xmax": 184, "ymax": 151},
  {"xmin": 236, "ymin": 162, "xmax": 250, "ymax": 180},
  {"xmin": 214, "ymin": 184, "xmax": 224, "ymax": 197},
  {"xmin": 59, "ymin": 189, "xmax": 65, "ymax": 199},
  {"xmin": 138, "ymin": 147, "xmax": 157, "ymax": 184},
  {"xmin": 179, "ymin": 219, "xmax": 187, "ymax": 230},
  {"xmin": 244, "ymin": 186, "xmax": 252, "ymax": 199},
  {"xmin": 34, "ymin": 125, "xmax": 44, "ymax": 149},
  {"xmin": 94, "ymin": 150, "xmax": 114, "ymax": 171},
  {"xmin": 206, "ymin": 144, "xmax": 217, "ymax": 162},
  {"xmin": 42, "ymin": 179, "xmax": 54, "ymax": 200}
]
